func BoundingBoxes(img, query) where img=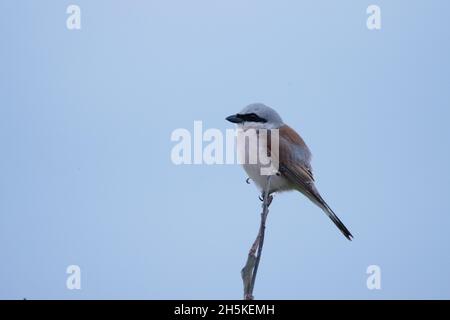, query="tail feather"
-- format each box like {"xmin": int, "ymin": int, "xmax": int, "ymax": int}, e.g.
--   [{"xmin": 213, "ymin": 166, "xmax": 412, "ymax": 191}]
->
[
  {"xmin": 317, "ymin": 196, "xmax": 353, "ymax": 241},
  {"xmin": 293, "ymin": 180, "xmax": 353, "ymax": 240},
  {"xmin": 279, "ymin": 164, "xmax": 353, "ymax": 240},
  {"xmin": 308, "ymin": 189, "xmax": 353, "ymax": 241}
]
